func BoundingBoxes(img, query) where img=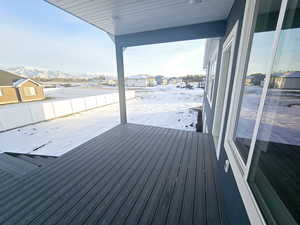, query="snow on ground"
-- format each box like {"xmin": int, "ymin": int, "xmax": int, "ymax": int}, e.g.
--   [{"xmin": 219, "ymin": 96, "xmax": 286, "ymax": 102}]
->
[
  {"xmin": 128, "ymin": 85, "xmax": 202, "ymax": 130},
  {"xmin": 44, "ymin": 86, "xmax": 117, "ymax": 100},
  {"xmin": 0, "ymin": 85, "xmax": 204, "ymax": 156},
  {"xmin": 236, "ymin": 86, "xmax": 300, "ymax": 146}
]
